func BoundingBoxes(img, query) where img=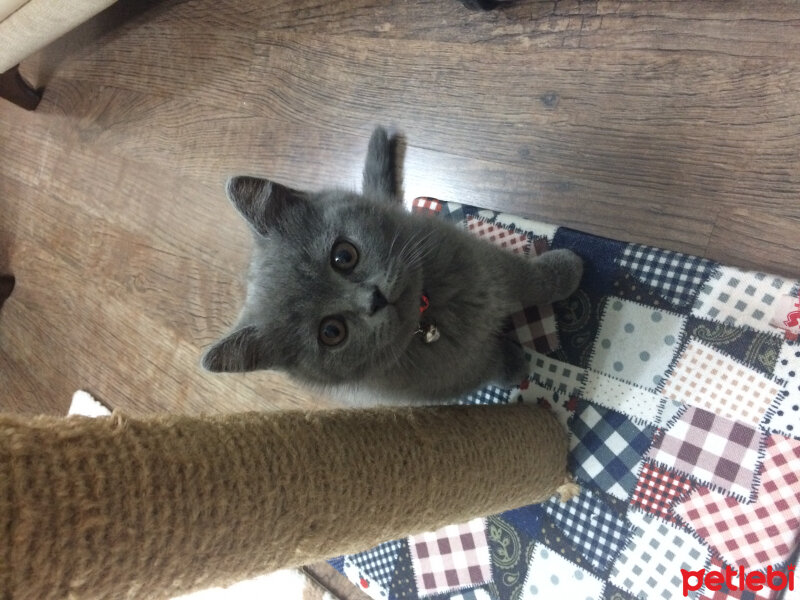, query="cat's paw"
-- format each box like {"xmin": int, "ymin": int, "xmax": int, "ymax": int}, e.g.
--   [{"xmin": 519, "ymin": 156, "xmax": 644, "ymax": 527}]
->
[
  {"xmin": 496, "ymin": 336, "xmax": 529, "ymax": 388},
  {"xmin": 538, "ymin": 249, "xmax": 583, "ymax": 302}
]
